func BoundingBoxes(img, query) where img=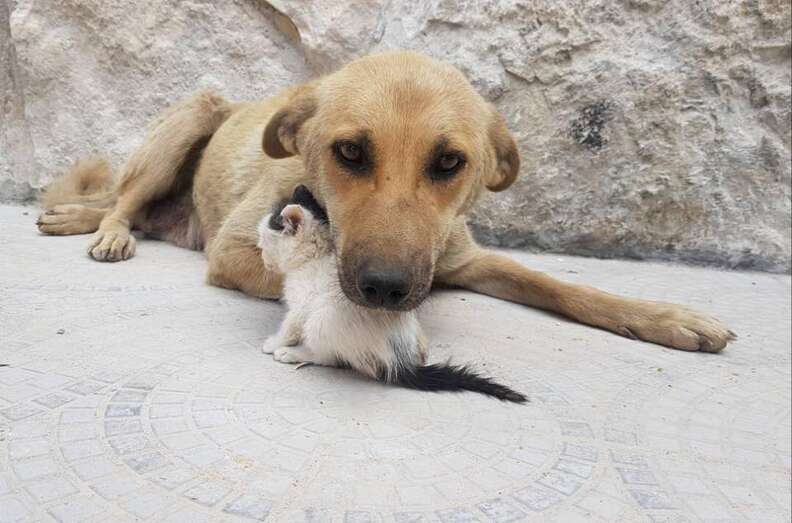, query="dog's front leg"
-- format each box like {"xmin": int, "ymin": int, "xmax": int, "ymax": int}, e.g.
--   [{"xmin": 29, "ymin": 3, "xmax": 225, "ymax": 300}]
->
[{"xmin": 436, "ymin": 228, "xmax": 735, "ymax": 352}]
